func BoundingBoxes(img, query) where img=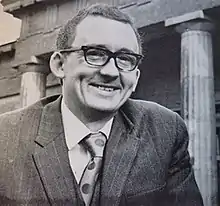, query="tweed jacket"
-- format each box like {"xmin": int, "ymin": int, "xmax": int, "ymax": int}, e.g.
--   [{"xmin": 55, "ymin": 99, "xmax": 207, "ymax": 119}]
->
[{"xmin": 0, "ymin": 94, "xmax": 203, "ymax": 206}]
